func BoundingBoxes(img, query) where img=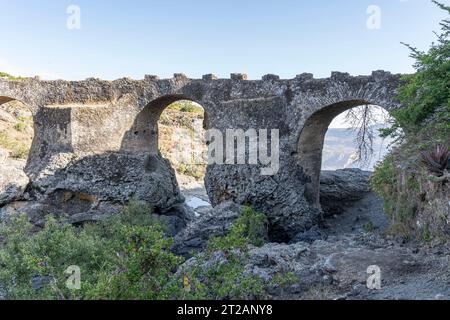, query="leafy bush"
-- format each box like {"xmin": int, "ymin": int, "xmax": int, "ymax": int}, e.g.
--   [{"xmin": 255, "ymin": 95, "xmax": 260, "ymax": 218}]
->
[
  {"xmin": 208, "ymin": 206, "xmax": 268, "ymax": 251},
  {"xmin": 0, "ymin": 202, "xmax": 286, "ymax": 300},
  {"xmin": 168, "ymin": 101, "xmax": 204, "ymax": 114},
  {"xmin": 371, "ymin": 155, "xmax": 397, "ymax": 197},
  {"xmin": 0, "ymin": 200, "xmax": 181, "ymax": 300},
  {"xmin": 381, "ymin": 1, "xmax": 449, "ymax": 139},
  {"xmin": 0, "ymin": 72, "xmax": 24, "ymax": 81},
  {"xmin": 170, "ymin": 207, "xmax": 272, "ymax": 300}
]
